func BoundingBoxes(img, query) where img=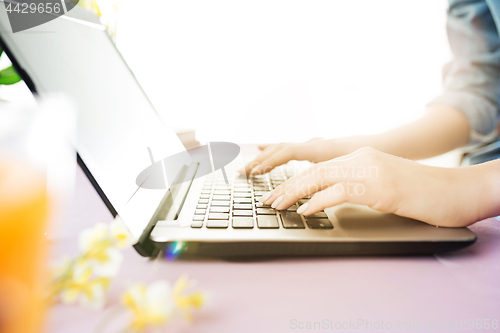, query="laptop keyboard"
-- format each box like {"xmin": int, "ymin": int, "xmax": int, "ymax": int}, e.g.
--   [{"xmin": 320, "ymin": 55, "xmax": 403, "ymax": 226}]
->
[{"xmin": 191, "ymin": 165, "xmax": 333, "ymax": 230}]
